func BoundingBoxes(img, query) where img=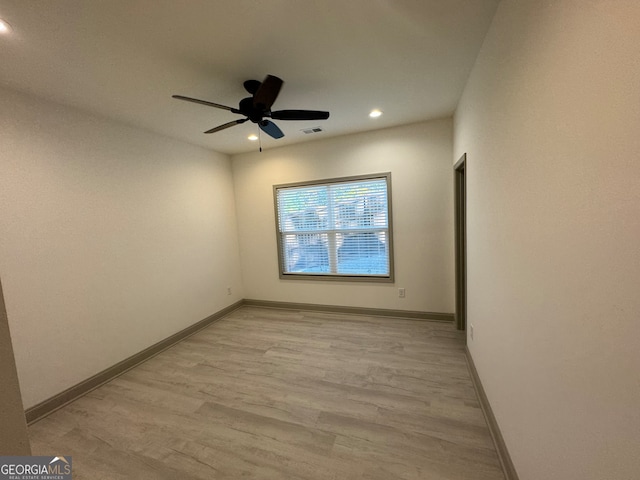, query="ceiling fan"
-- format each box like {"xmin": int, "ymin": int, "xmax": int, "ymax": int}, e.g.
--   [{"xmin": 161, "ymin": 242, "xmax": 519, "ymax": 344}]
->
[{"xmin": 172, "ymin": 75, "xmax": 330, "ymax": 139}]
